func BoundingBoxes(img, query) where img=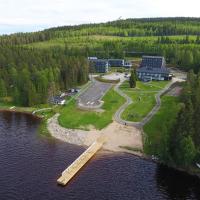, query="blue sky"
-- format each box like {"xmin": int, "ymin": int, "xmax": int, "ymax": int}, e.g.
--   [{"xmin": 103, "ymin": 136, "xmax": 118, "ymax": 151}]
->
[{"xmin": 0, "ymin": 0, "xmax": 200, "ymax": 35}]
